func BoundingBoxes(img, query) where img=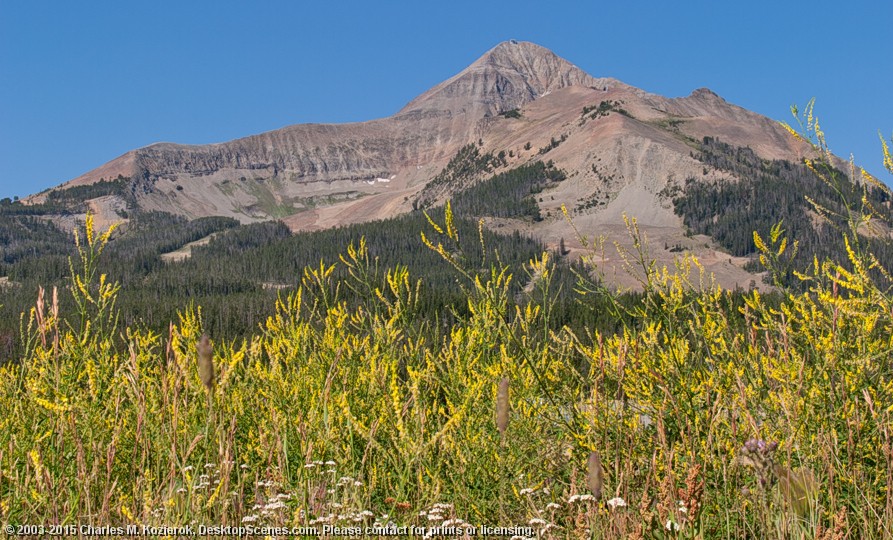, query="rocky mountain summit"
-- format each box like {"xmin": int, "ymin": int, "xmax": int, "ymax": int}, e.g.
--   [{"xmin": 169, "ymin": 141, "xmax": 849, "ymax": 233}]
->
[
  {"xmin": 29, "ymin": 40, "xmax": 830, "ymax": 288},
  {"xmin": 46, "ymin": 42, "xmax": 613, "ymax": 222},
  {"xmin": 398, "ymin": 40, "xmax": 611, "ymax": 120}
]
